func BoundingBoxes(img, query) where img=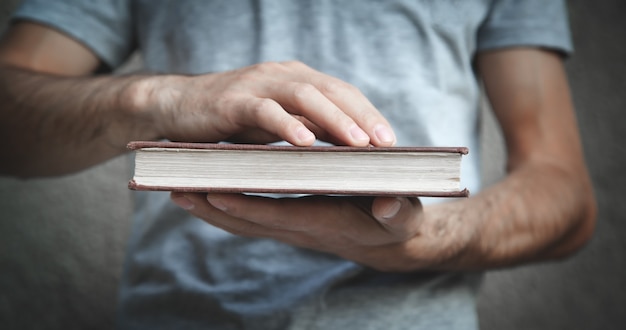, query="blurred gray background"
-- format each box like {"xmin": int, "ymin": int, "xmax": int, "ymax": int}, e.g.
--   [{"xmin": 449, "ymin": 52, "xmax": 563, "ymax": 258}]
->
[{"xmin": 0, "ymin": 0, "xmax": 624, "ymax": 329}]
